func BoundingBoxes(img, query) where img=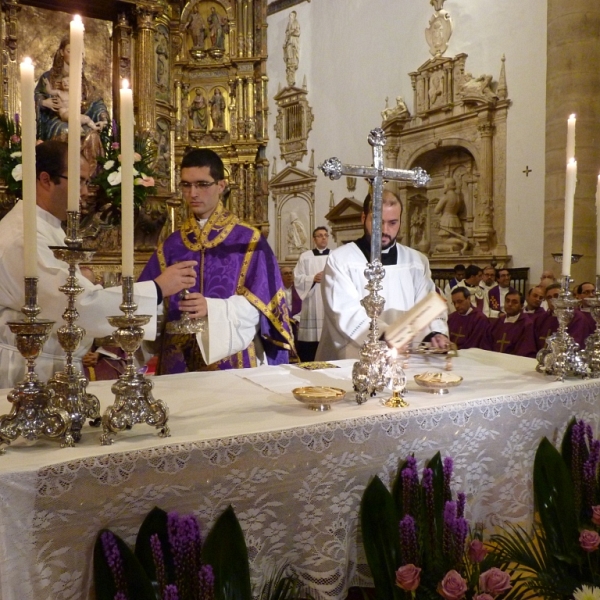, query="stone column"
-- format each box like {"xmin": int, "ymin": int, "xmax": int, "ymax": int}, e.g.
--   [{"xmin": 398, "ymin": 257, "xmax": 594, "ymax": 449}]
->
[
  {"xmin": 545, "ymin": 1, "xmax": 600, "ymax": 280},
  {"xmin": 134, "ymin": 7, "xmax": 158, "ymax": 133},
  {"xmin": 474, "ymin": 120, "xmax": 495, "ymax": 253}
]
